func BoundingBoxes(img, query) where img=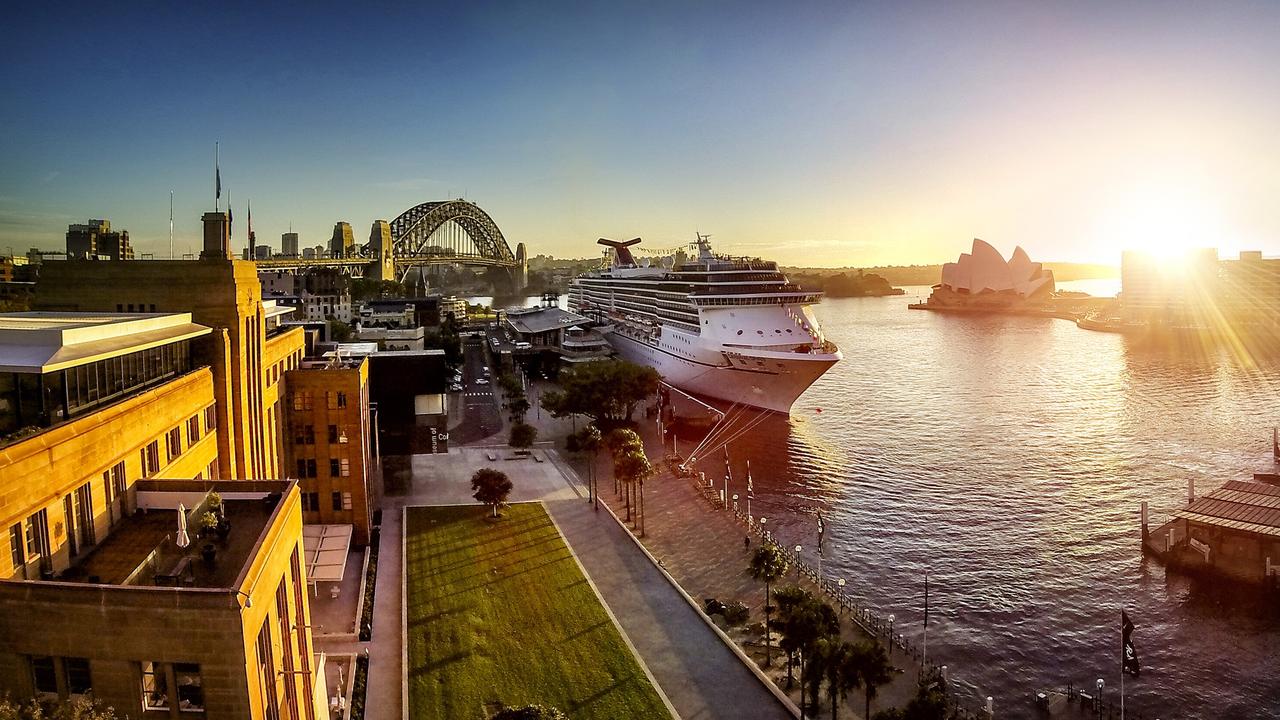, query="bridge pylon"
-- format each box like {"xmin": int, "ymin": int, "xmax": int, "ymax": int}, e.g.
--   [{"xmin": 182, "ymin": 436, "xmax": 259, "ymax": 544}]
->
[{"xmin": 368, "ymin": 220, "xmax": 394, "ymax": 281}]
